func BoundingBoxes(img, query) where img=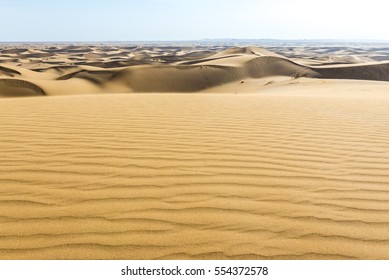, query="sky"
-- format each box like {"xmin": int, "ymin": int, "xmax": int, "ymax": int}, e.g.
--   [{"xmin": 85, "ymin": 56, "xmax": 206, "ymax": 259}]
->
[{"xmin": 1, "ymin": 0, "xmax": 389, "ymax": 41}]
